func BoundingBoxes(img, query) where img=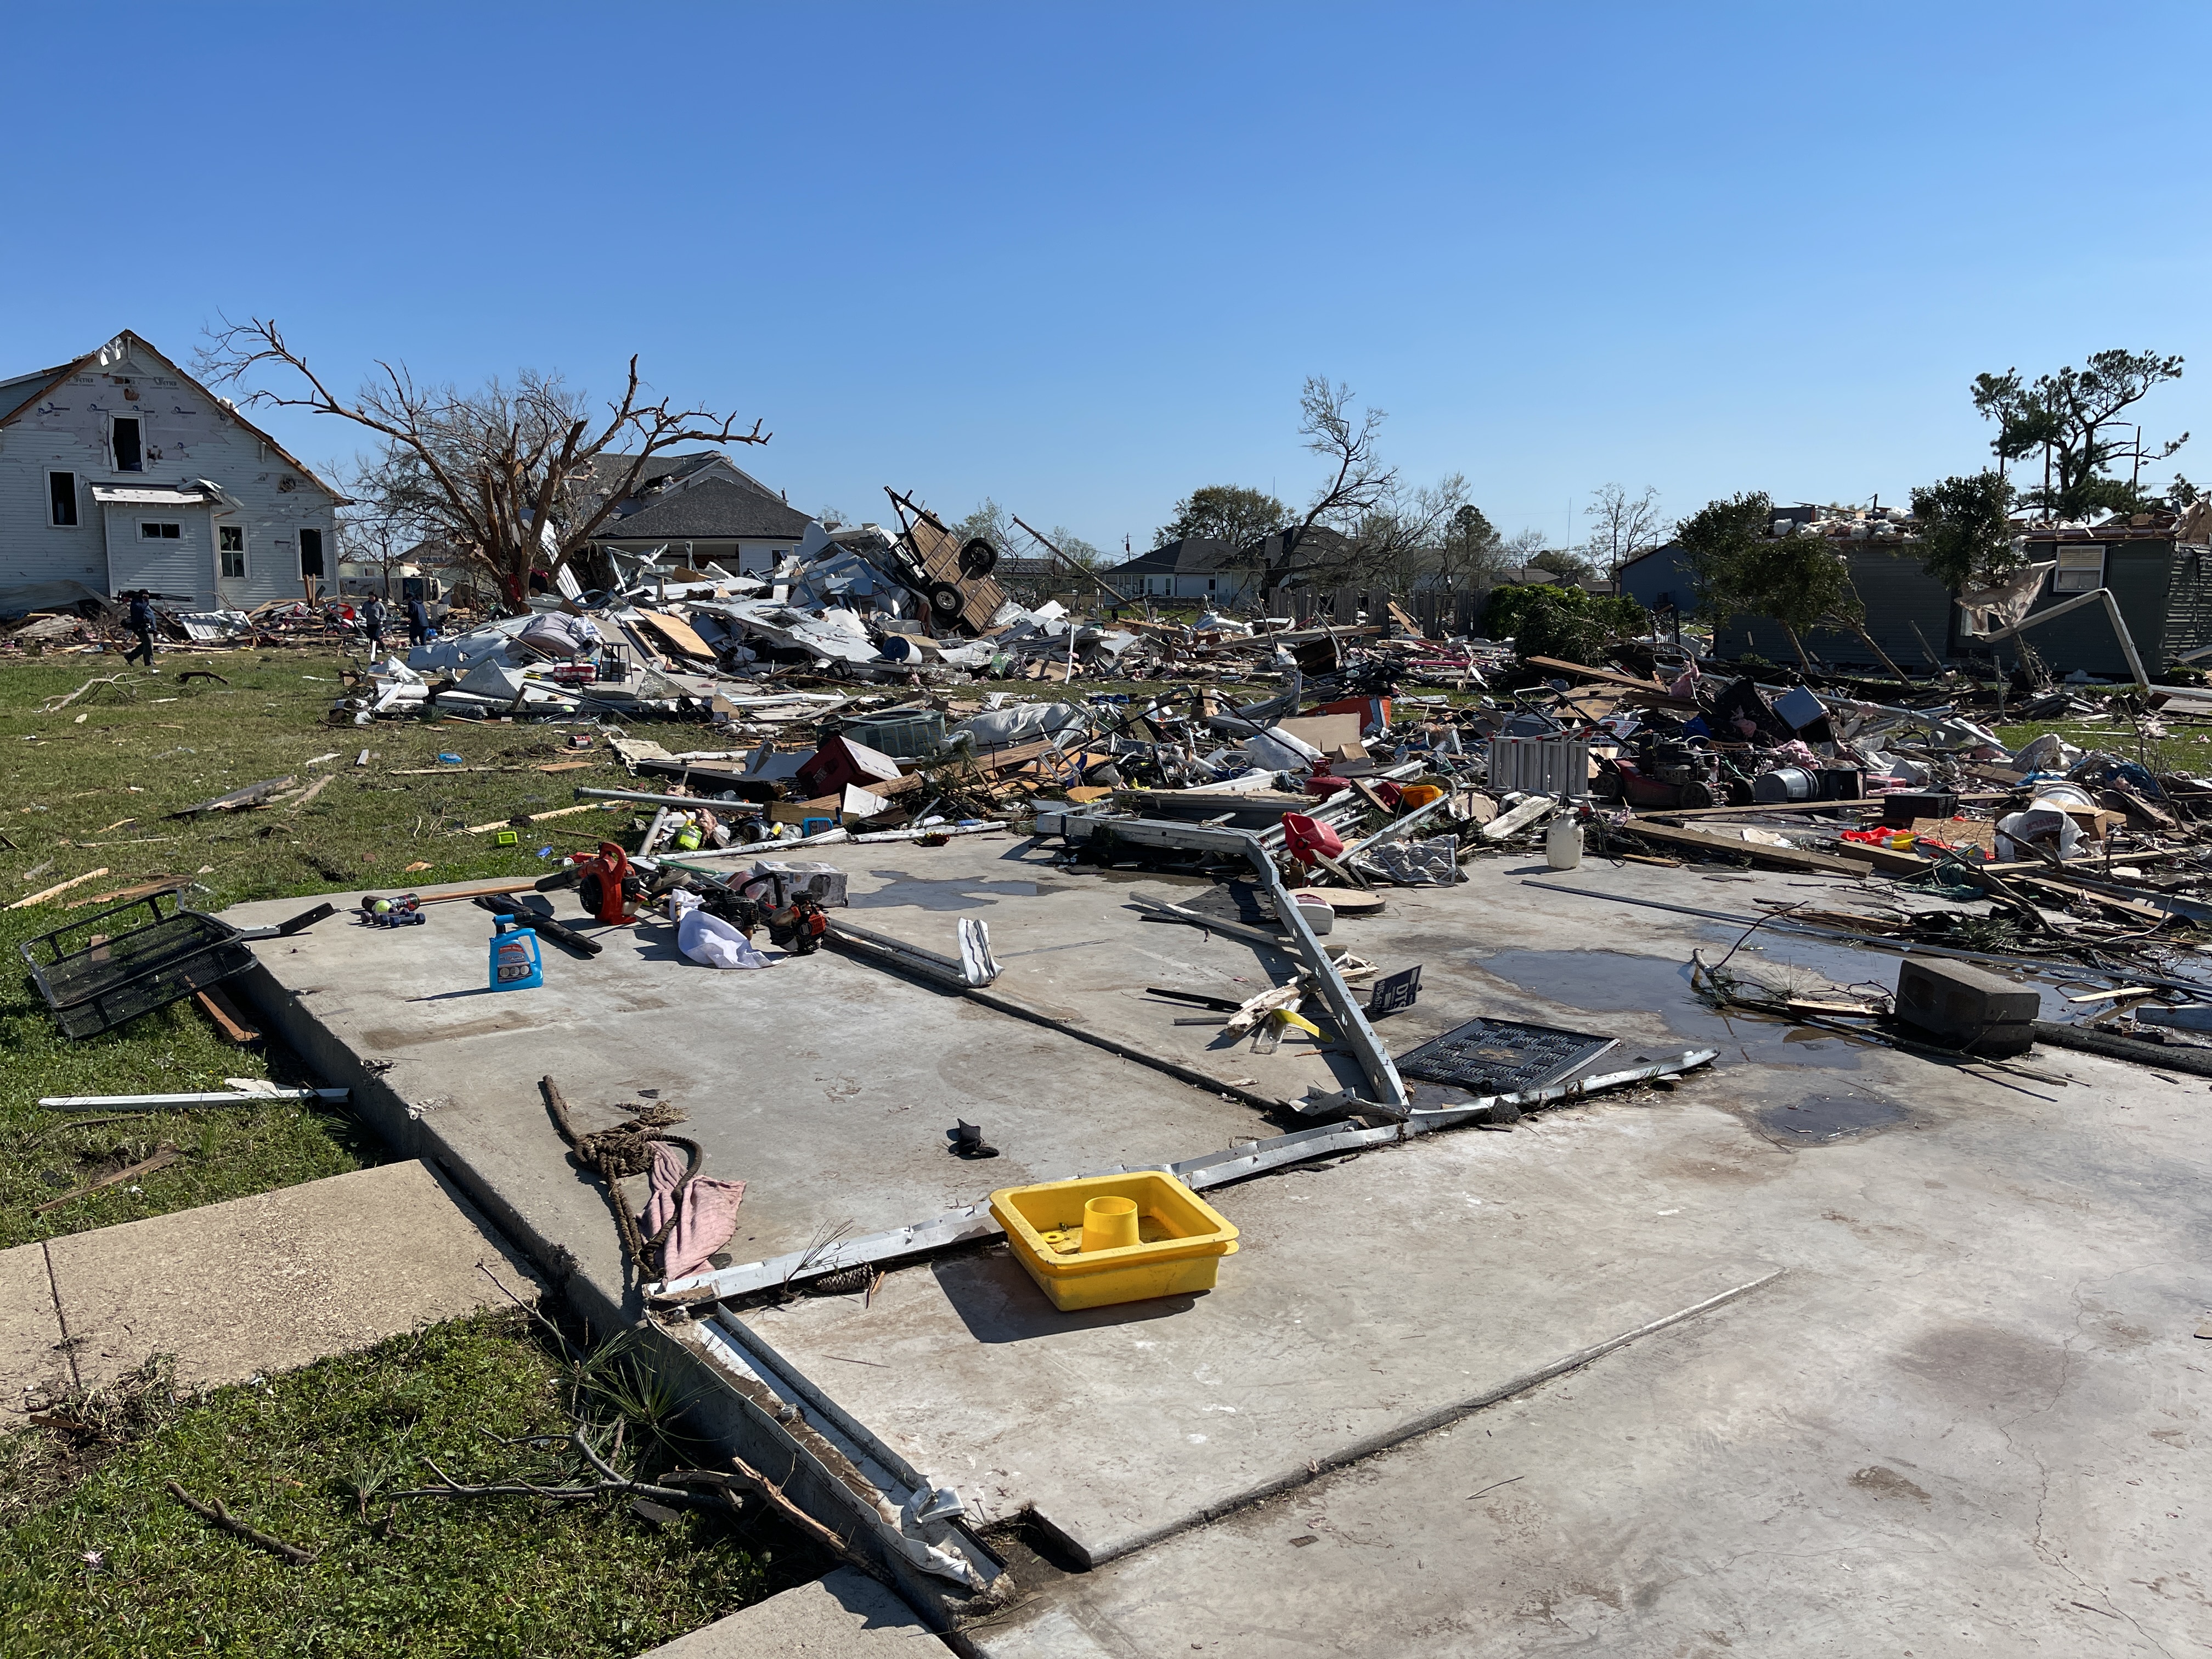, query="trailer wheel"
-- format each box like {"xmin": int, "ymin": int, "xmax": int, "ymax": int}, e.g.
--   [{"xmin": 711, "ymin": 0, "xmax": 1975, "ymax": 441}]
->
[
  {"xmin": 958, "ymin": 539, "xmax": 998, "ymax": 578},
  {"xmin": 927, "ymin": 582, "xmax": 964, "ymax": 617}
]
